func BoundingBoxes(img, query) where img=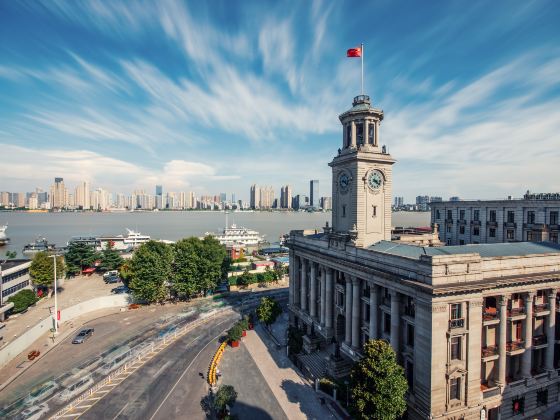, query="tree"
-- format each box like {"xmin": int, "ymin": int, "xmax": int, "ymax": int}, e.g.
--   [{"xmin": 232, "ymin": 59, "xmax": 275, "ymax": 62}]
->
[
  {"xmin": 99, "ymin": 242, "xmax": 124, "ymax": 271},
  {"xmin": 30, "ymin": 252, "xmax": 66, "ymax": 289},
  {"xmin": 7, "ymin": 289, "xmax": 38, "ymax": 313},
  {"xmin": 197, "ymin": 236, "xmax": 227, "ymax": 293},
  {"xmin": 128, "ymin": 241, "xmax": 173, "ymax": 303},
  {"xmin": 119, "ymin": 260, "xmax": 133, "ymax": 287},
  {"xmin": 256, "ymin": 296, "xmax": 282, "ymax": 329},
  {"xmin": 64, "ymin": 242, "xmax": 99, "ymax": 275},
  {"xmin": 214, "ymin": 384, "xmax": 237, "ymax": 416},
  {"xmin": 349, "ymin": 339, "xmax": 408, "ymax": 420}
]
